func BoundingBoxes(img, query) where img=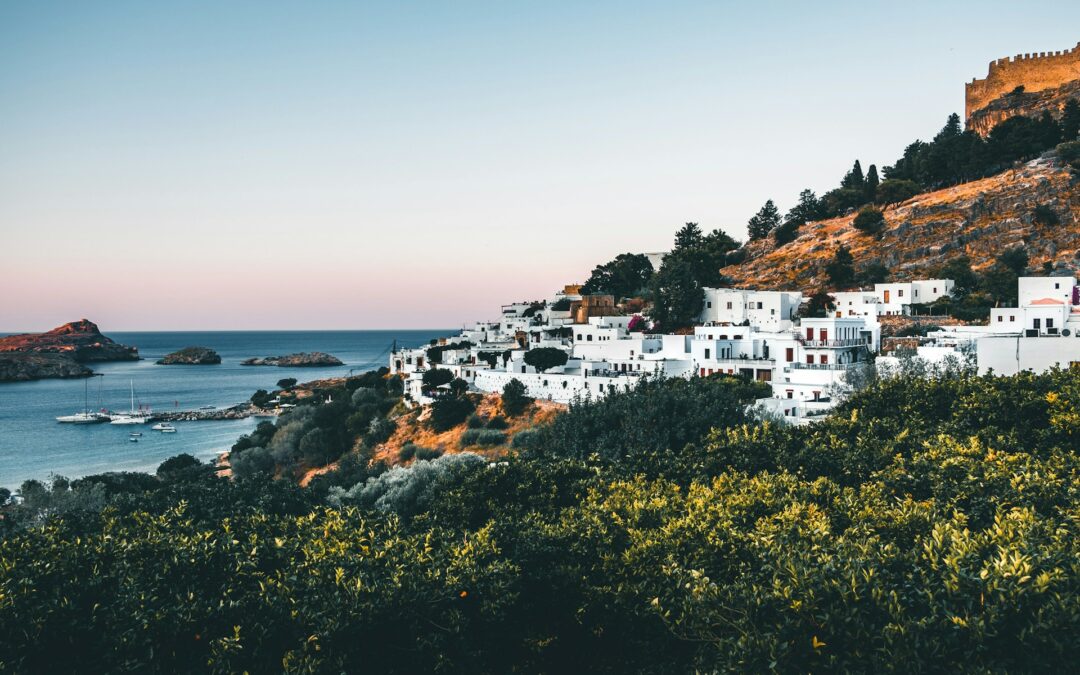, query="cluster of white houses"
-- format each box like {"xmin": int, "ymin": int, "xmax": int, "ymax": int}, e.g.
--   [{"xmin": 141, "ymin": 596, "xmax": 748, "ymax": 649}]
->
[{"xmin": 391, "ymin": 275, "xmax": 1080, "ymax": 424}]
